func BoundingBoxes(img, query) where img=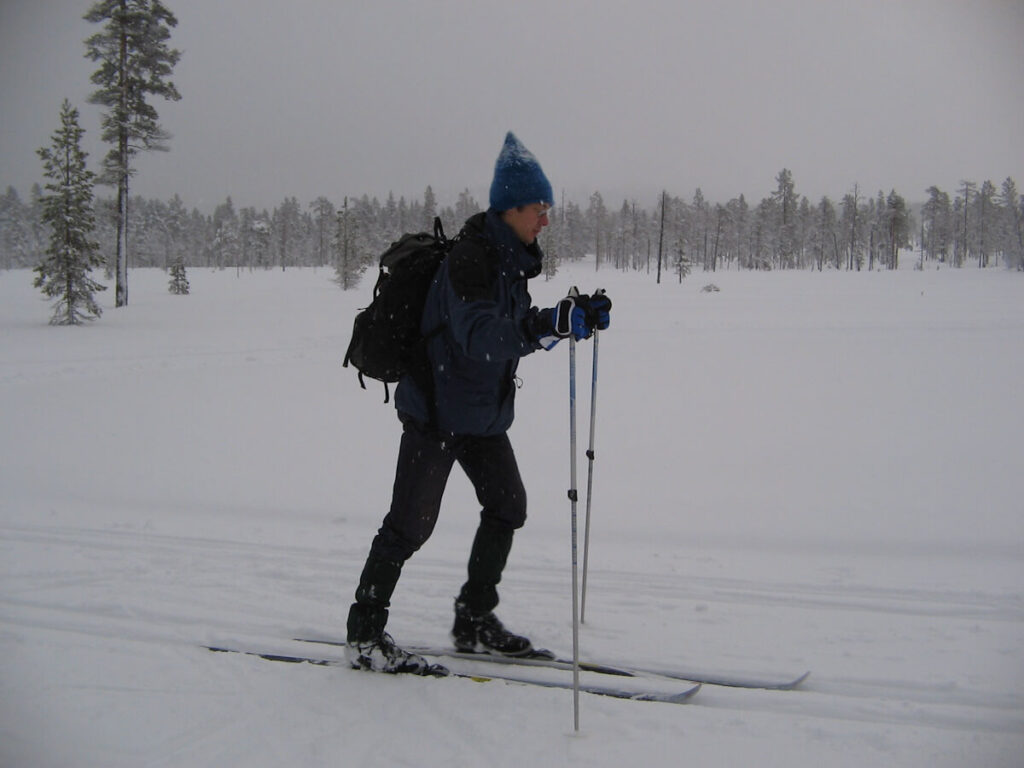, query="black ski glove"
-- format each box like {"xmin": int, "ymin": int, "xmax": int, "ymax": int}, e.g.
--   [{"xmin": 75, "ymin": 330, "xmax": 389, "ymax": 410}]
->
[
  {"xmin": 528, "ymin": 294, "xmax": 588, "ymax": 350},
  {"xmin": 573, "ymin": 290, "xmax": 612, "ymax": 335}
]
